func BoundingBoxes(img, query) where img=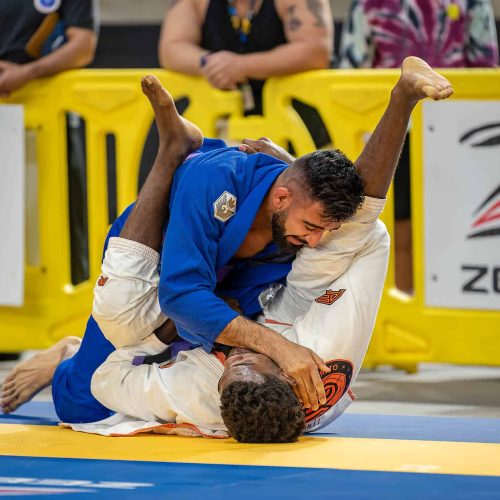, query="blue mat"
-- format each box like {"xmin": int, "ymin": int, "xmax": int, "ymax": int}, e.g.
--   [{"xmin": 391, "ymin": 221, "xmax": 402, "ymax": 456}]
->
[{"xmin": 1, "ymin": 456, "xmax": 499, "ymax": 500}]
